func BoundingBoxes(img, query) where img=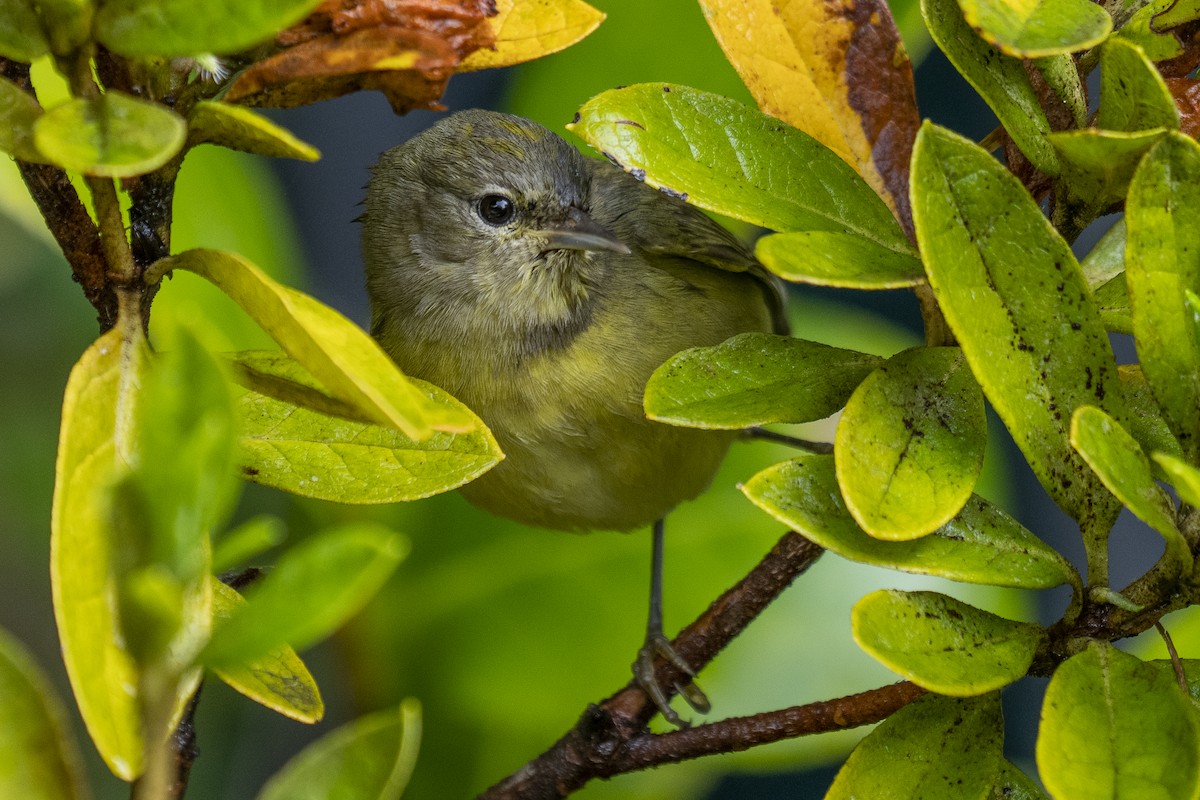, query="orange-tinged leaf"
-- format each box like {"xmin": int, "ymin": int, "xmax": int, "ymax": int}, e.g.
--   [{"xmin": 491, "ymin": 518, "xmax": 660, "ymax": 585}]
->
[
  {"xmin": 226, "ymin": 27, "xmax": 456, "ymax": 113},
  {"xmin": 699, "ymin": 0, "xmax": 919, "ymax": 228},
  {"xmin": 229, "ymin": 0, "xmax": 499, "ymax": 112},
  {"xmin": 458, "ymin": 0, "xmax": 605, "ymax": 72},
  {"xmin": 1167, "ymin": 77, "xmax": 1200, "ymax": 139}
]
